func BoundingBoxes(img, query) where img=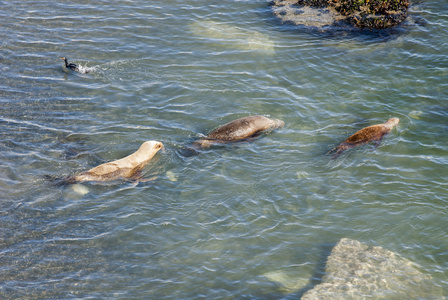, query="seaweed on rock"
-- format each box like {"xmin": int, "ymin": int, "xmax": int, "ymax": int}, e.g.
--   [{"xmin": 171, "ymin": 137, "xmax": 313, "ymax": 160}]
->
[
  {"xmin": 271, "ymin": 0, "xmax": 409, "ymax": 29},
  {"xmin": 336, "ymin": 0, "xmax": 409, "ymax": 29}
]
